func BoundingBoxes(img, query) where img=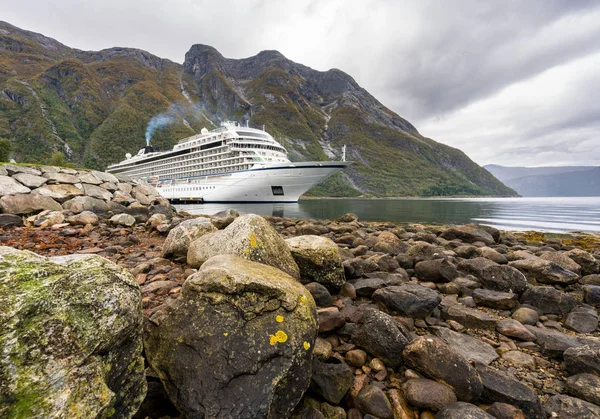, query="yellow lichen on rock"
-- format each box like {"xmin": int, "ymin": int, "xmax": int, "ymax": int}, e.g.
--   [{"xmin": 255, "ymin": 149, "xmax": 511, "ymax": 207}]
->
[
  {"xmin": 303, "ymin": 341, "xmax": 310, "ymax": 350},
  {"xmin": 276, "ymin": 315, "xmax": 284, "ymax": 323},
  {"xmin": 269, "ymin": 330, "xmax": 288, "ymax": 345}
]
